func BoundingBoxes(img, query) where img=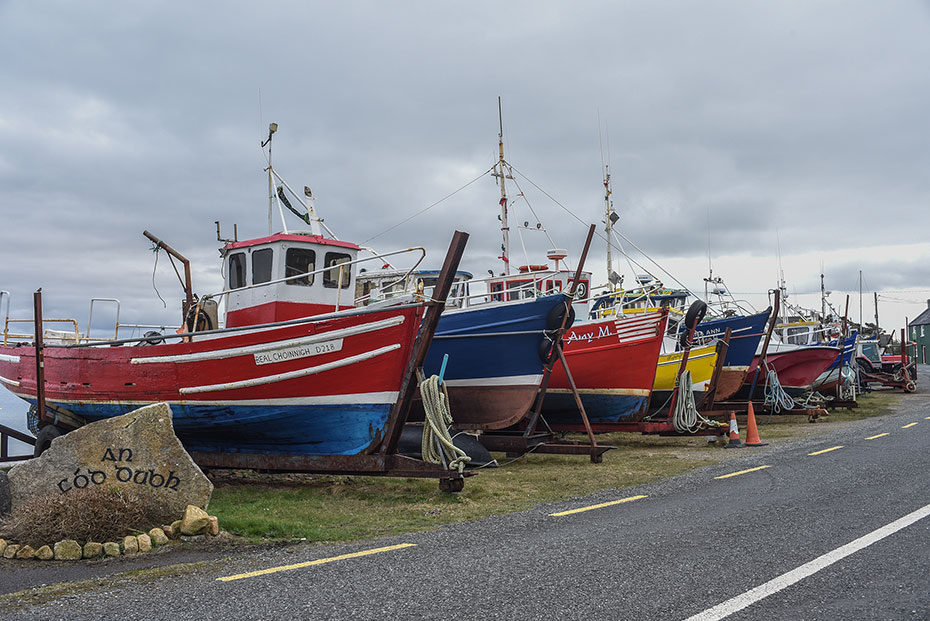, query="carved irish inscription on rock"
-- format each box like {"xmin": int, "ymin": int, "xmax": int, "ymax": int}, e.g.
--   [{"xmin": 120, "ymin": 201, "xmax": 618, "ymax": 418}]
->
[{"xmin": 7, "ymin": 403, "xmax": 212, "ymax": 523}]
